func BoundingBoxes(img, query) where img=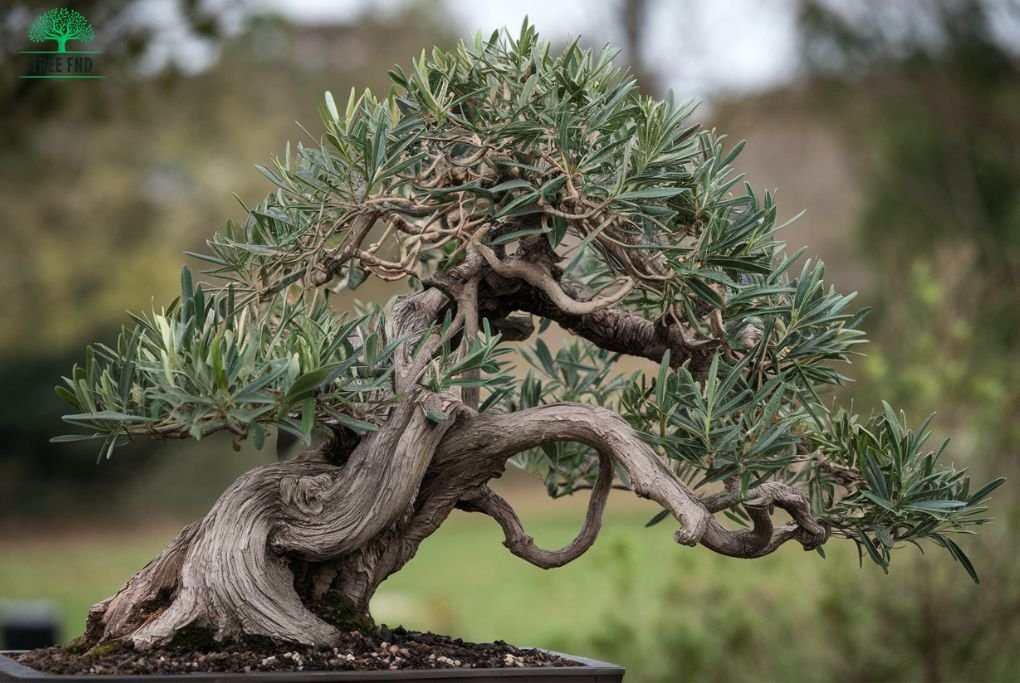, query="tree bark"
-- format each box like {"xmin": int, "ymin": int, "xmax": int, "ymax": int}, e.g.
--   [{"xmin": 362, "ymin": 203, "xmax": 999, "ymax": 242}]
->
[{"xmin": 483, "ymin": 280, "xmax": 719, "ymax": 374}]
